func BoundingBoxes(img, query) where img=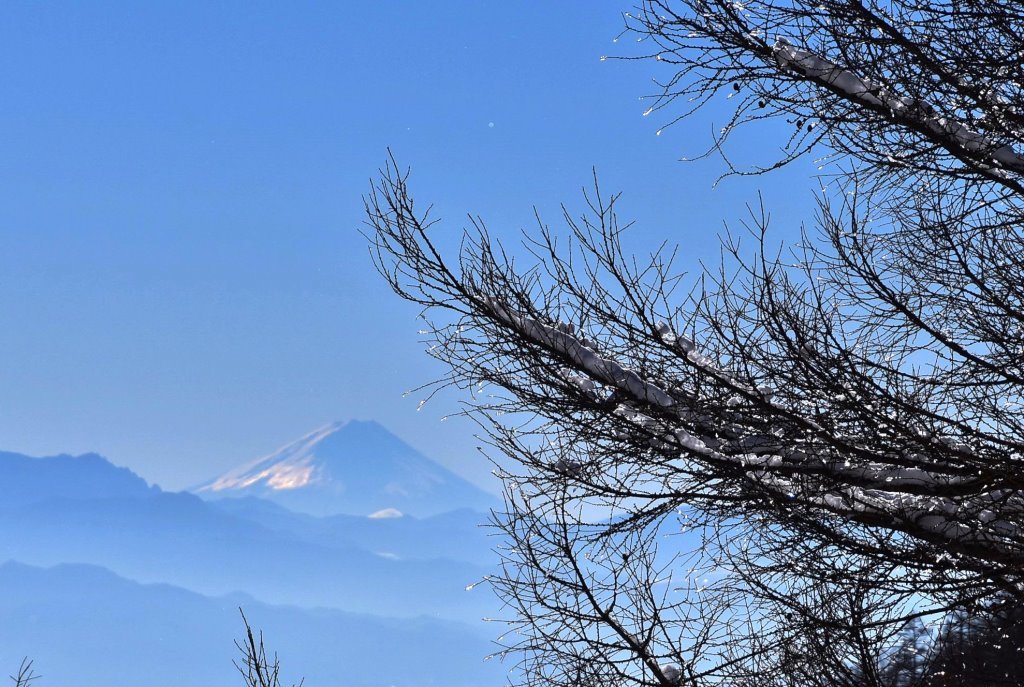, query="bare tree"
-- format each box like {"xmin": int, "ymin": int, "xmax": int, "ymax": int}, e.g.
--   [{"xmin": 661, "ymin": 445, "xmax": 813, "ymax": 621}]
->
[
  {"xmin": 235, "ymin": 610, "xmax": 303, "ymax": 687},
  {"xmin": 9, "ymin": 659, "xmax": 38, "ymax": 687},
  {"xmin": 367, "ymin": 2, "xmax": 1024, "ymax": 685}
]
